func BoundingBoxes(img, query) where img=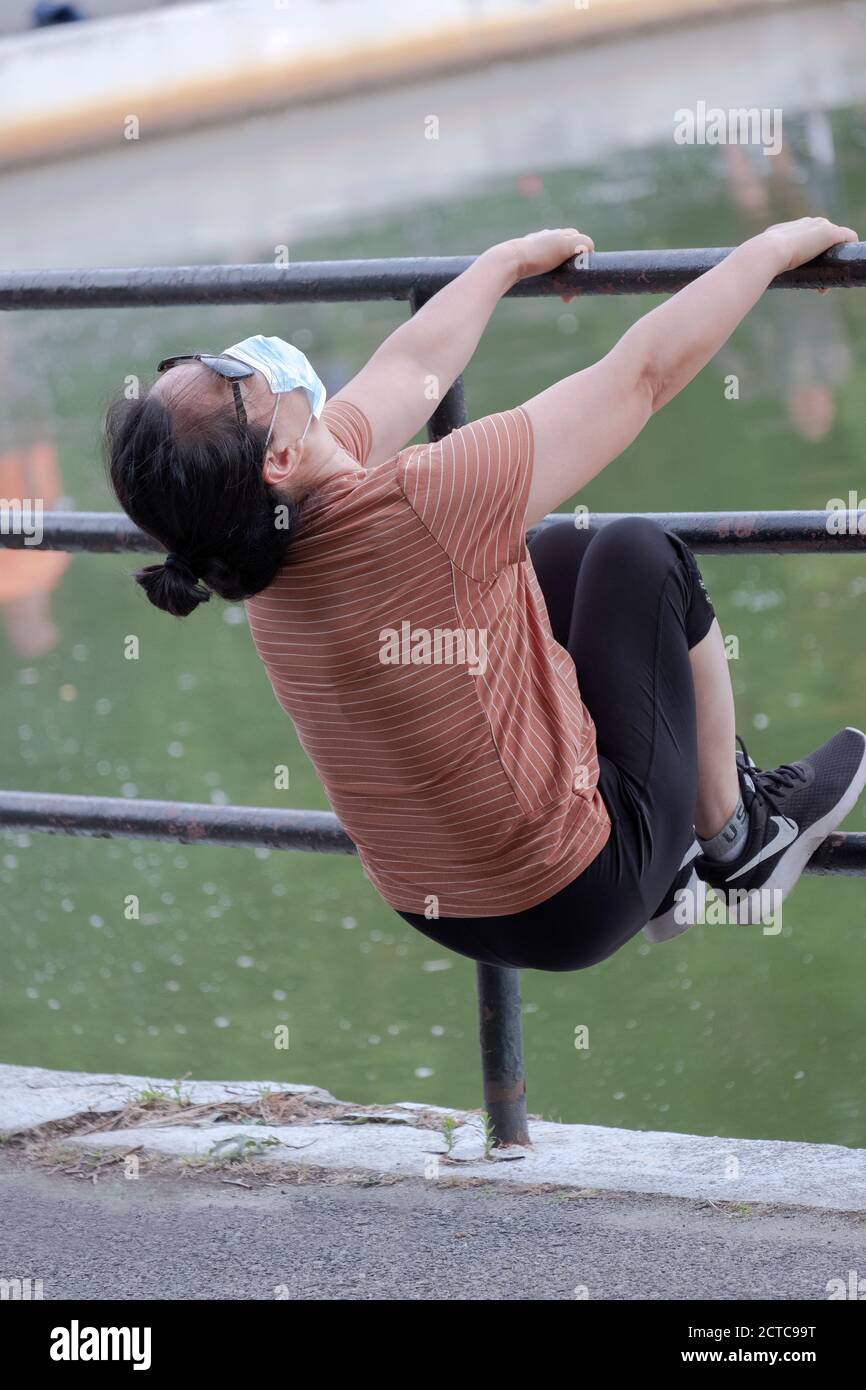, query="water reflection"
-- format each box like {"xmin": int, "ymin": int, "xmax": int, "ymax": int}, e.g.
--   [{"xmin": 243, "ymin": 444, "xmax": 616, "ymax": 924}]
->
[
  {"xmin": 723, "ymin": 111, "xmax": 854, "ymax": 442},
  {"xmin": 0, "ymin": 317, "xmax": 69, "ymax": 655}
]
